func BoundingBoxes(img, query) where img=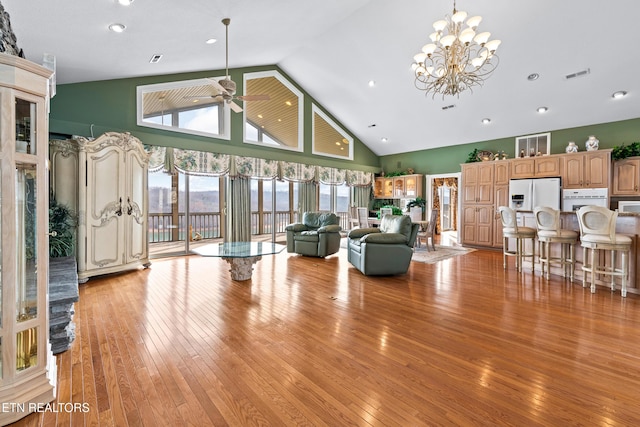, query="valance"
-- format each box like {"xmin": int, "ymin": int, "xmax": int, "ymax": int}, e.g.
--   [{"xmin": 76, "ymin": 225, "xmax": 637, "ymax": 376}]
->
[
  {"xmin": 280, "ymin": 161, "xmax": 317, "ymax": 183},
  {"xmin": 144, "ymin": 145, "xmax": 373, "ymax": 186},
  {"xmin": 231, "ymin": 156, "xmax": 279, "ymax": 179}
]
